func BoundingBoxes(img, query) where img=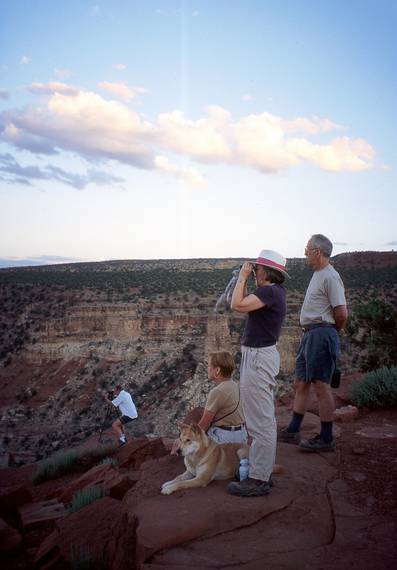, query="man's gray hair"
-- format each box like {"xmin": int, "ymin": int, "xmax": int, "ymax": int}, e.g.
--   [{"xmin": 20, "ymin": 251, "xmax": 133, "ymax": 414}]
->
[{"xmin": 311, "ymin": 234, "xmax": 333, "ymax": 257}]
